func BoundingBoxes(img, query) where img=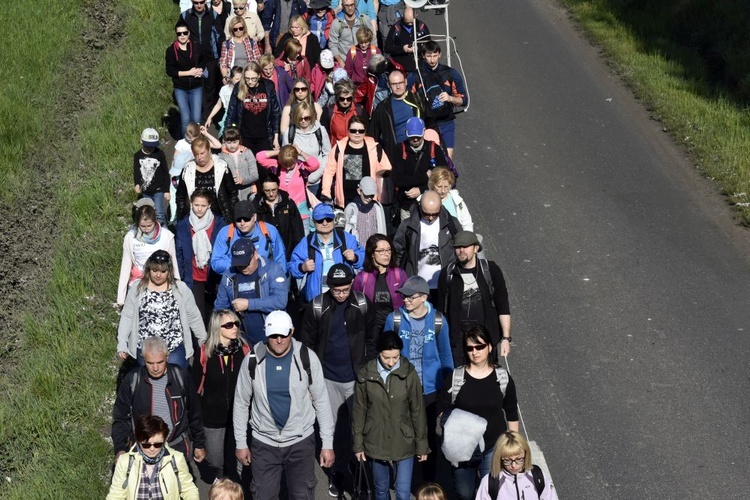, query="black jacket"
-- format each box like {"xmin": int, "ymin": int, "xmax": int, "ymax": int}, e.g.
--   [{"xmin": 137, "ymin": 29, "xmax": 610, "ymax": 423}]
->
[
  {"xmin": 392, "ymin": 206, "xmax": 461, "ymax": 278},
  {"xmin": 253, "ymin": 190, "xmax": 305, "ymax": 261},
  {"xmin": 180, "ymin": 7, "xmax": 225, "ymax": 62},
  {"xmin": 436, "ymin": 260, "xmax": 510, "ymax": 364},
  {"xmin": 112, "ymin": 365, "xmax": 206, "ymax": 455},
  {"xmin": 384, "ymin": 19, "xmax": 430, "ymax": 73},
  {"xmin": 298, "ymin": 292, "xmax": 378, "ymax": 375},
  {"xmin": 175, "ymin": 160, "xmax": 239, "ymax": 222},
  {"xmin": 392, "ymin": 139, "xmax": 448, "ymax": 210},
  {"xmin": 225, "ymin": 80, "xmax": 282, "ymax": 144},
  {"xmin": 165, "ymin": 41, "xmax": 203, "ymax": 90},
  {"xmin": 191, "ymin": 346, "xmax": 248, "ymax": 428},
  {"xmin": 367, "ymin": 91, "xmax": 433, "ymax": 159}
]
